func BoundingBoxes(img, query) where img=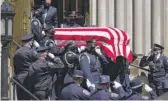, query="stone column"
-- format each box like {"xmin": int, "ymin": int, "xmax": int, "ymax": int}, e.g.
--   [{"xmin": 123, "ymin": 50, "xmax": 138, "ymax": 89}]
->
[
  {"xmin": 108, "ymin": 0, "xmax": 115, "ymax": 27},
  {"xmin": 143, "ymin": 0, "xmax": 151, "ymax": 53},
  {"xmin": 125, "ymin": 0, "xmax": 133, "ymax": 49},
  {"xmin": 163, "ymin": 0, "xmax": 168, "ymax": 55},
  {"xmin": 151, "ymin": 0, "xmax": 162, "ymax": 45},
  {"xmin": 115, "ymin": 0, "xmax": 125, "ymax": 30},
  {"xmin": 97, "ymin": 0, "xmax": 107, "ymax": 27},
  {"xmin": 90, "ymin": 0, "xmax": 97, "ymax": 25},
  {"xmin": 133, "ymin": 0, "xmax": 143, "ymax": 54}
]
